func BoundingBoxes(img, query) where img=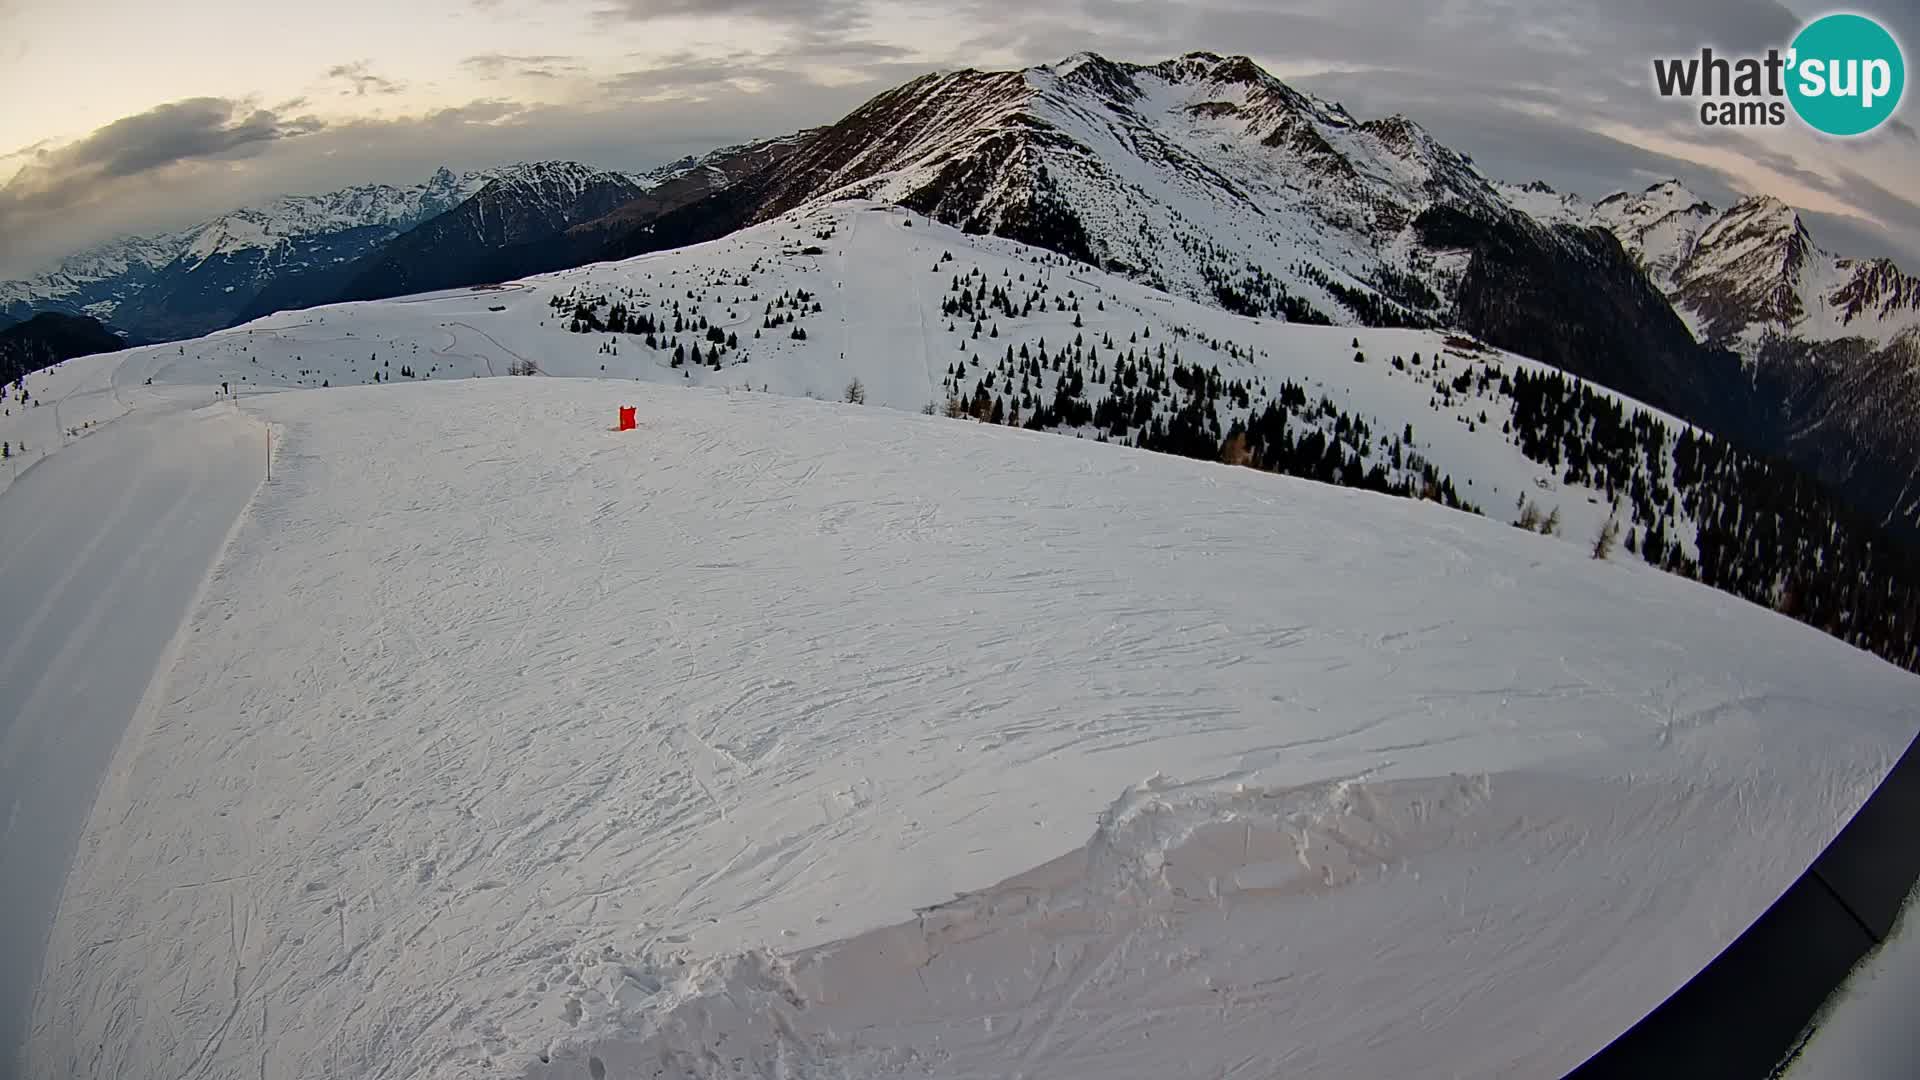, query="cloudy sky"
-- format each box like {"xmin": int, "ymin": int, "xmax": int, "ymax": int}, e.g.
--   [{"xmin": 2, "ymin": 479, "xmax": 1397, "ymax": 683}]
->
[{"xmin": 1, "ymin": 0, "xmax": 1914, "ymax": 277}]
